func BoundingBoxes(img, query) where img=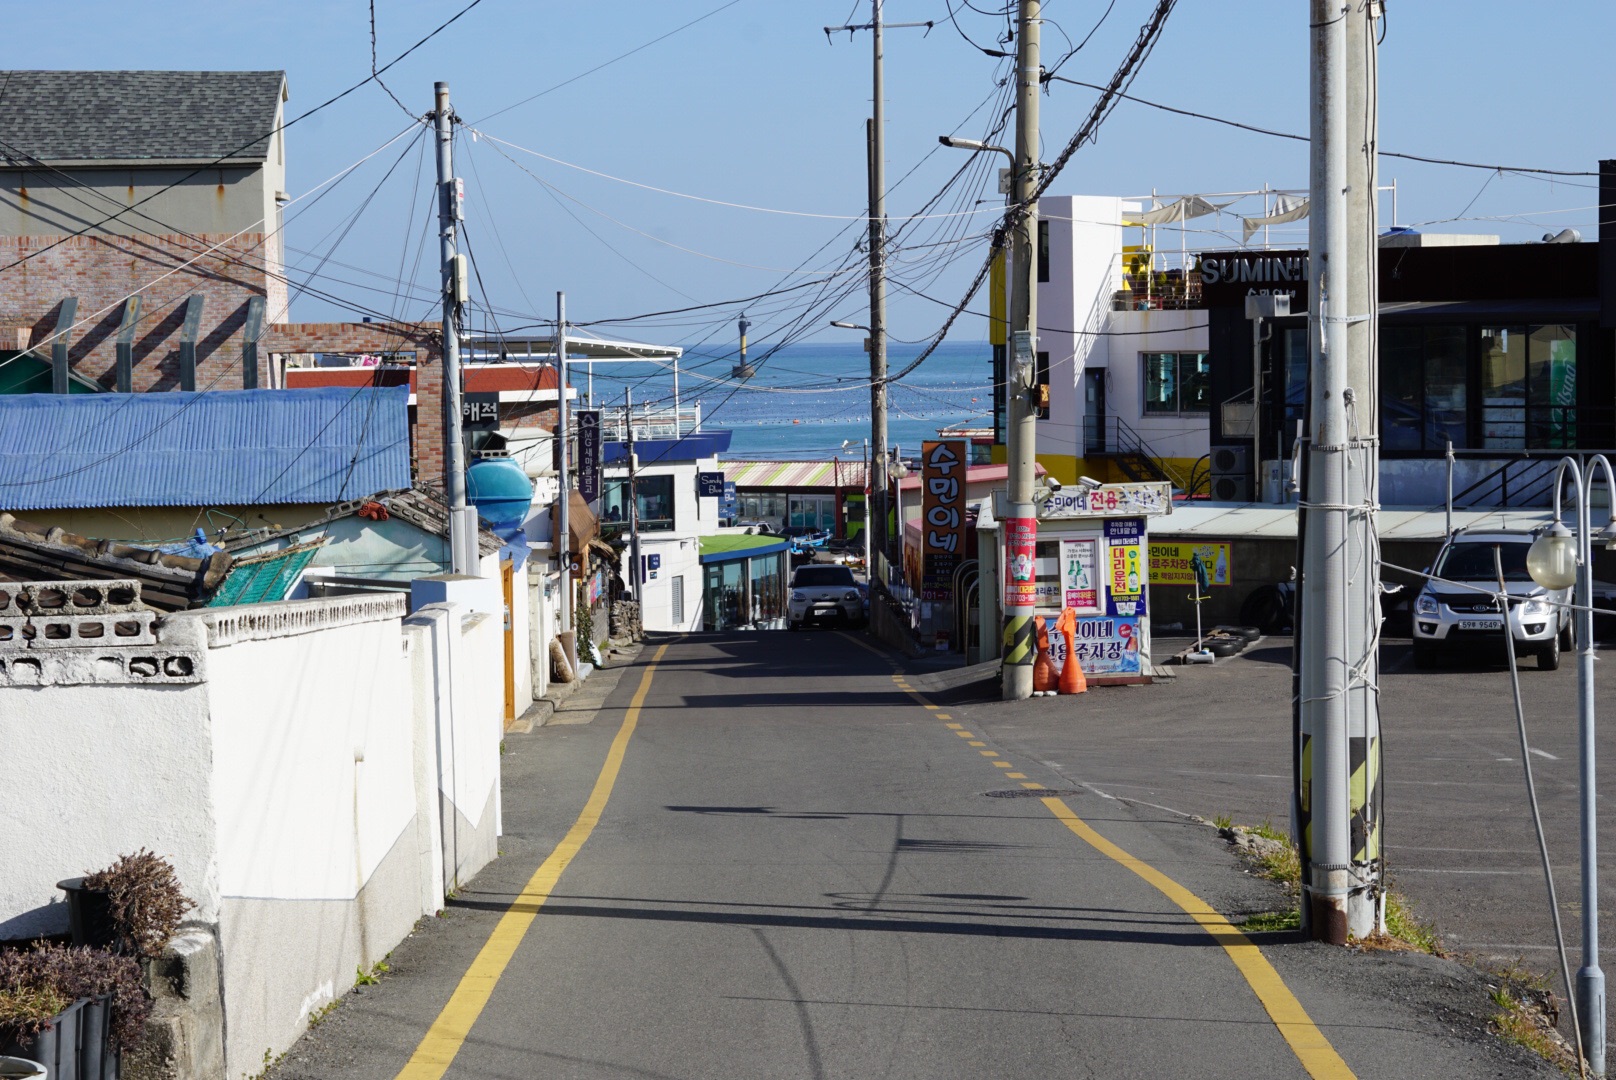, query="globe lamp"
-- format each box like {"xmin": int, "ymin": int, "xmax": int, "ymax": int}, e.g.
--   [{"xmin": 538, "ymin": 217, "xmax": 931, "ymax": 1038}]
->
[{"xmin": 1526, "ymin": 521, "xmax": 1578, "ymax": 590}]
